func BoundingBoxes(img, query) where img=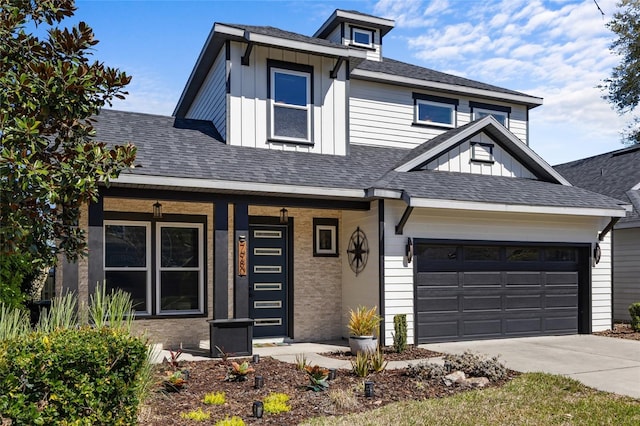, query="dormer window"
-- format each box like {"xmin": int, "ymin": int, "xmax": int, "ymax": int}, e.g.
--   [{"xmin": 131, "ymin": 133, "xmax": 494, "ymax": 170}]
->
[
  {"xmin": 413, "ymin": 93, "xmax": 458, "ymax": 128},
  {"xmin": 268, "ymin": 60, "xmax": 313, "ymax": 143},
  {"xmin": 470, "ymin": 102, "xmax": 511, "ymax": 128},
  {"xmin": 351, "ymin": 27, "xmax": 374, "ymax": 48},
  {"xmin": 471, "ymin": 142, "xmax": 494, "ymax": 163}
]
